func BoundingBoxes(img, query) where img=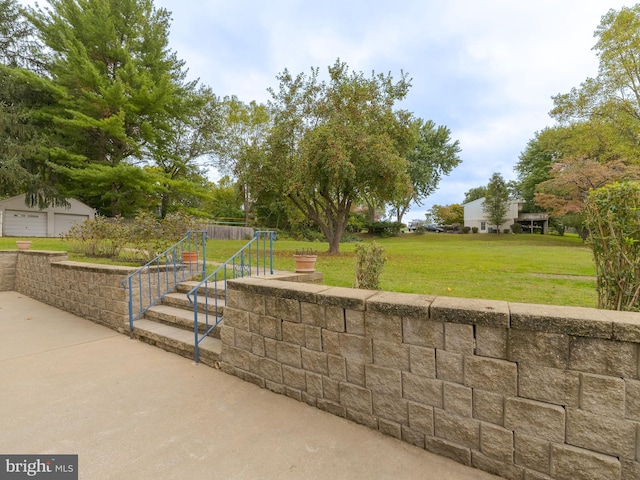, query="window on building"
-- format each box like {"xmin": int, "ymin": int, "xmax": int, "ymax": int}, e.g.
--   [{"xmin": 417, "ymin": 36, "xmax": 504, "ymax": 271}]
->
[{"xmin": 481, "ymin": 221, "xmax": 486, "ymax": 231}]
